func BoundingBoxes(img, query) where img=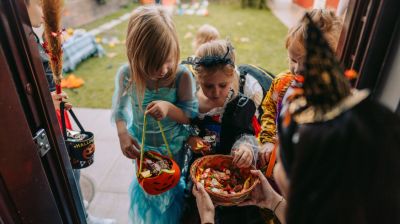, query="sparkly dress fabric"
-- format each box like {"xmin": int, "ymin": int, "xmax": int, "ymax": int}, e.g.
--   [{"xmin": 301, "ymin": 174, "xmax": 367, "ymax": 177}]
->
[{"xmin": 112, "ymin": 64, "xmax": 198, "ymax": 224}]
